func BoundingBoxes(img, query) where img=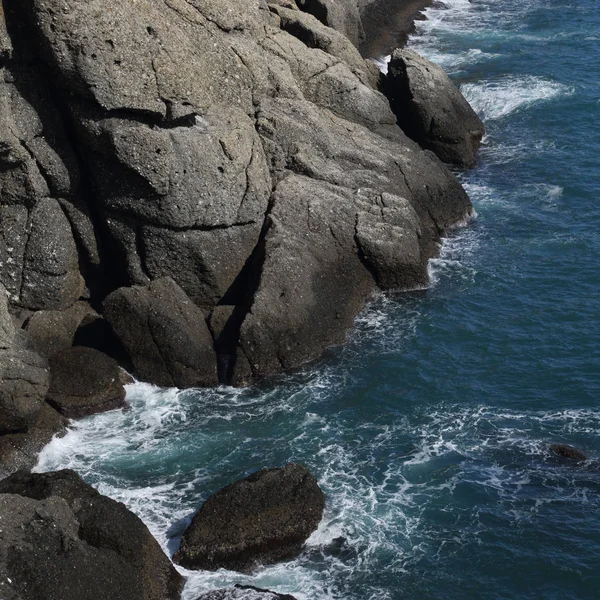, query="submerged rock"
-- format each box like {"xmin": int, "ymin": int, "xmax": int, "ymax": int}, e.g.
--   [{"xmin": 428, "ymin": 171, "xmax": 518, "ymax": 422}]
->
[
  {"xmin": 385, "ymin": 48, "xmax": 485, "ymax": 168},
  {"xmin": 0, "ymin": 470, "xmax": 184, "ymax": 600},
  {"xmin": 195, "ymin": 584, "xmax": 298, "ymax": 600},
  {"xmin": 174, "ymin": 463, "xmax": 325, "ymax": 572},
  {"xmin": 46, "ymin": 347, "xmax": 132, "ymax": 418},
  {"xmin": 549, "ymin": 443, "xmax": 588, "ymax": 461}
]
